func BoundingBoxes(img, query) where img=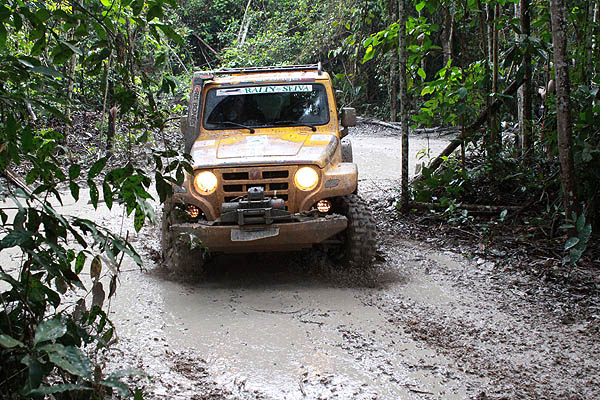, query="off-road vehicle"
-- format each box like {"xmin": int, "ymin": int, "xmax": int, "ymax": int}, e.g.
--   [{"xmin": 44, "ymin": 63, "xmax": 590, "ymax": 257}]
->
[{"xmin": 162, "ymin": 64, "xmax": 376, "ymax": 270}]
